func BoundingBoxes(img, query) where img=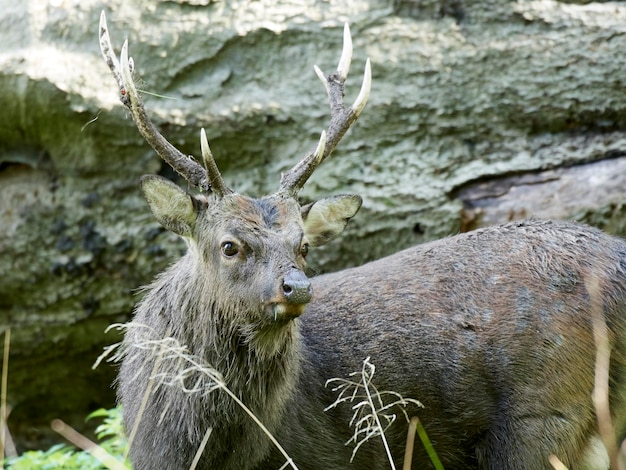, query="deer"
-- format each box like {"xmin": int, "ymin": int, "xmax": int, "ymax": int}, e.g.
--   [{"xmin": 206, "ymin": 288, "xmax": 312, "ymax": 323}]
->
[{"xmin": 99, "ymin": 11, "xmax": 626, "ymax": 470}]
